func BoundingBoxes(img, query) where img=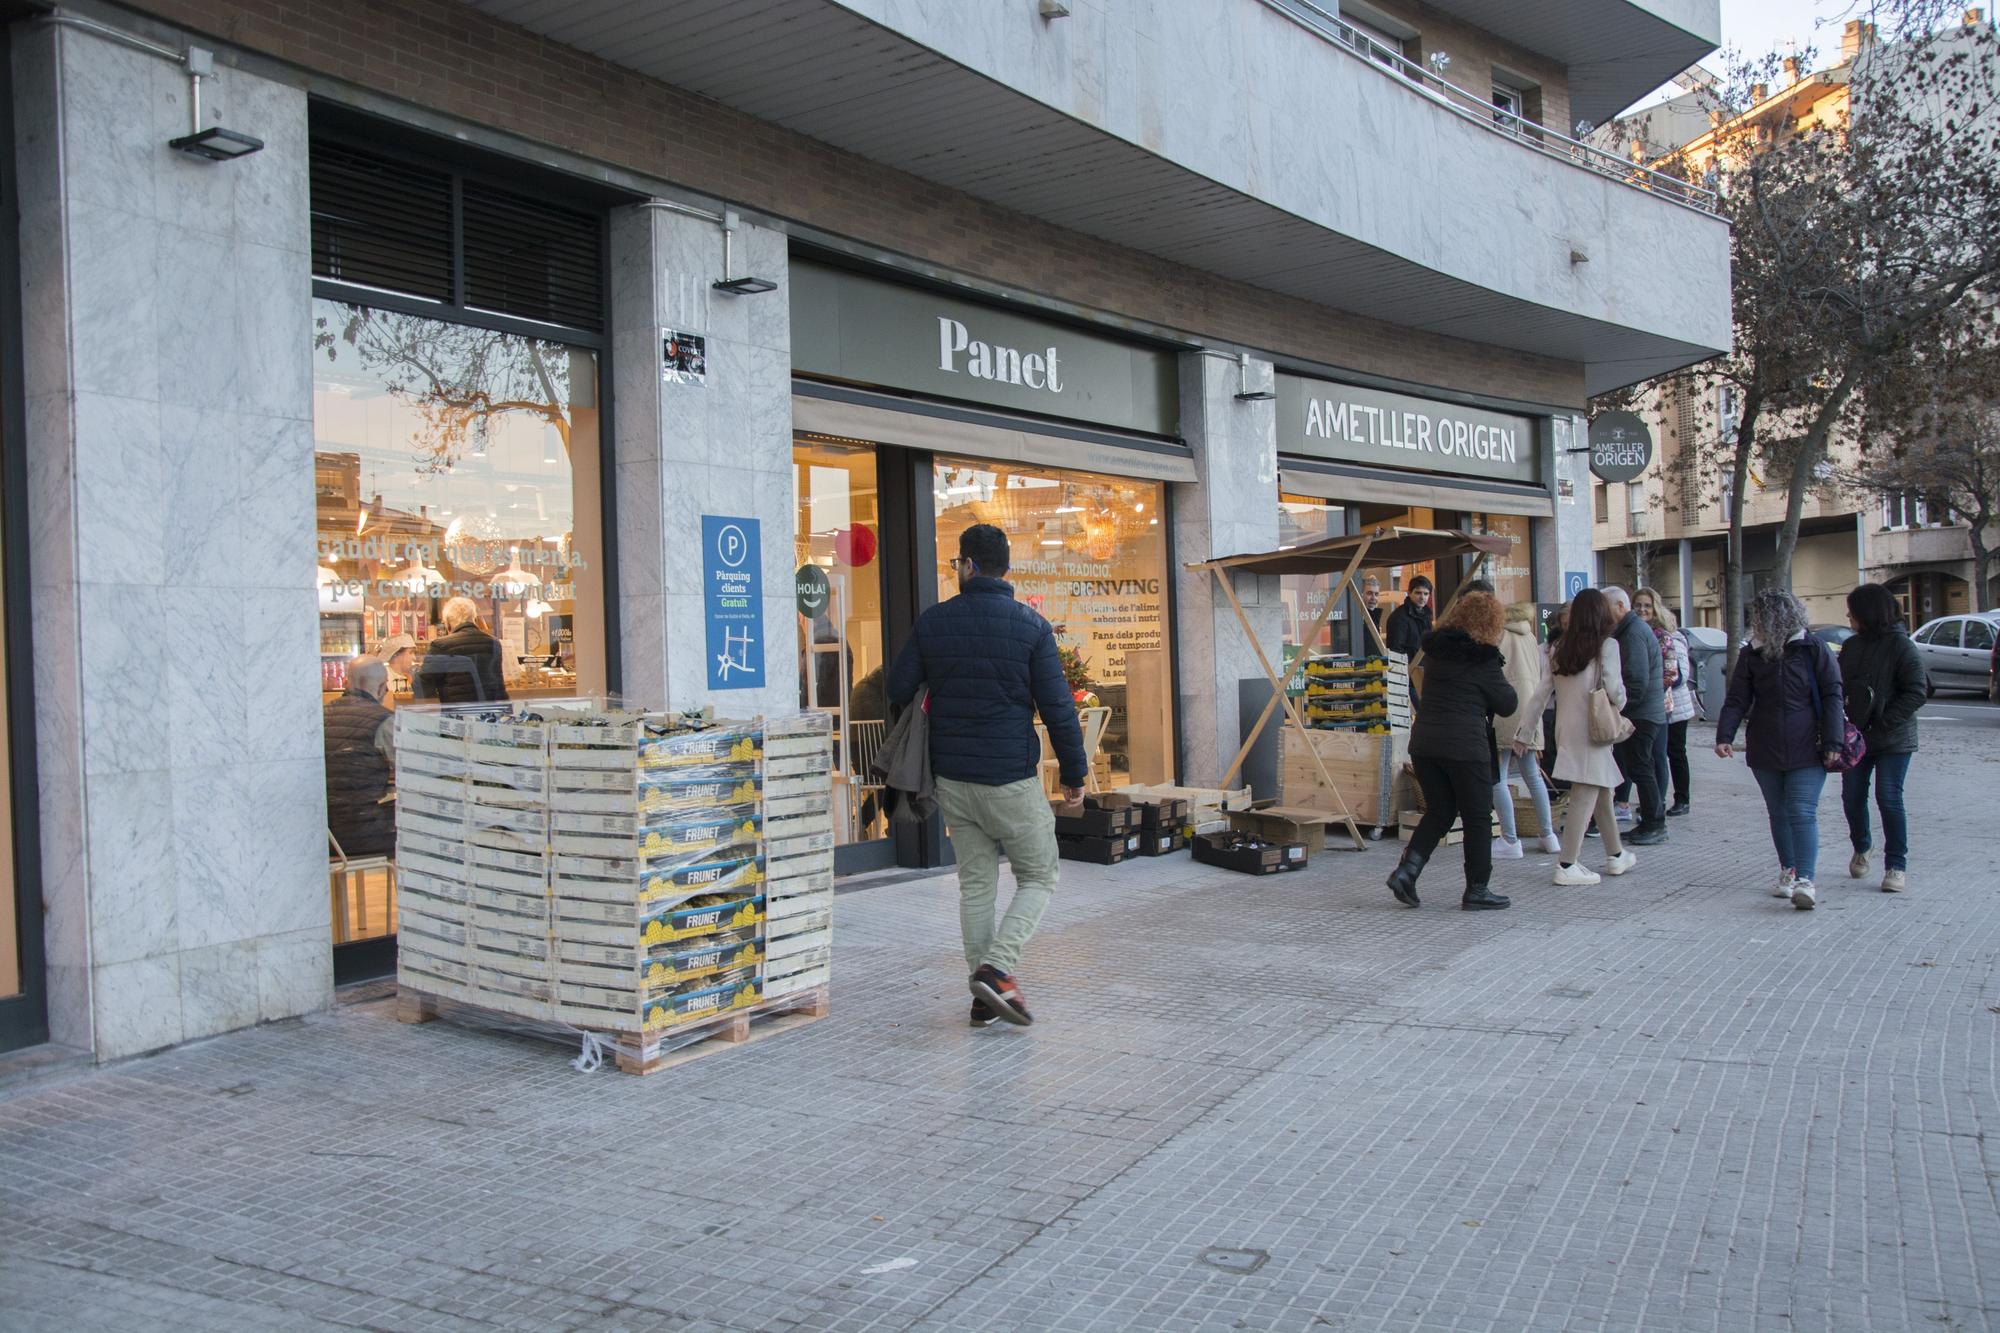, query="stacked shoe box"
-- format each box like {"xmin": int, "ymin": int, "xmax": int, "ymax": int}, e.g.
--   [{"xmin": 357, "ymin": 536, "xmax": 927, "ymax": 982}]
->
[
  {"xmin": 761, "ymin": 714, "xmax": 834, "ymax": 1001},
  {"xmin": 393, "ymin": 711, "xmax": 477, "ymax": 997},
  {"xmin": 545, "ymin": 717, "xmax": 770, "ymax": 1035}
]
